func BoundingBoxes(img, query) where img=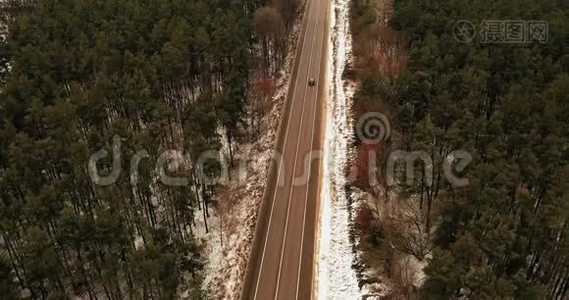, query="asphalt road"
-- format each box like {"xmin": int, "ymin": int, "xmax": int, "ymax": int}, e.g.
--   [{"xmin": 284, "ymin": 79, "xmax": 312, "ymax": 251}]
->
[{"xmin": 241, "ymin": 0, "xmax": 330, "ymax": 299}]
